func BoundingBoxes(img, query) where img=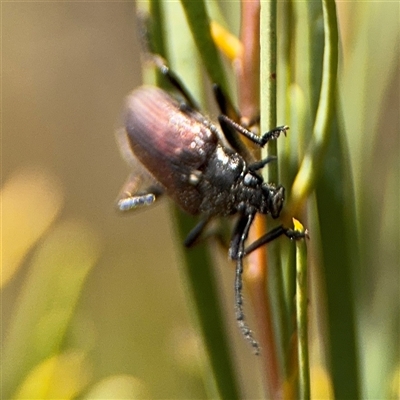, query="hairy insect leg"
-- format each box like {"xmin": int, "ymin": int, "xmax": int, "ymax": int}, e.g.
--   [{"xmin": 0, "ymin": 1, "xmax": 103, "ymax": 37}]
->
[
  {"xmin": 116, "ymin": 173, "xmax": 164, "ymax": 212},
  {"xmin": 135, "ymin": 14, "xmax": 200, "ymax": 111},
  {"xmin": 184, "ymin": 217, "xmax": 211, "ymax": 247},
  {"xmin": 229, "ymin": 215, "xmax": 250, "ymax": 259},
  {"xmin": 137, "ymin": 12, "xmax": 199, "ymax": 110},
  {"xmin": 244, "ymin": 224, "xmax": 307, "ymax": 256},
  {"xmin": 115, "ymin": 126, "xmax": 165, "ymax": 212},
  {"xmin": 184, "ymin": 218, "xmax": 231, "ymax": 252},
  {"xmin": 212, "ymin": 85, "xmax": 255, "ymax": 162},
  {"xmin": 231, "ymin": 213, "xmax": 261, "ymax": 355},
  {"xmin": 218, "ymin": 112, "xmax": 253, "ymax": 162},
  {"xmin": 218, "ymin": 114, "xmax": 288, "ymax": 148},
  {"xmin": 213, "ymin": 84, "xmax": 260, "ymax": 130},
  {"xmin": 142, "ymin": 54, "xmax": 200, "ymax": 111},
  {"xmin": 247, "ymin": 155, "xmax": 277, "ymax": 172},
  {"xmin": 212, "ymin": 84, "xmax": 241, "ymax": 122}
]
